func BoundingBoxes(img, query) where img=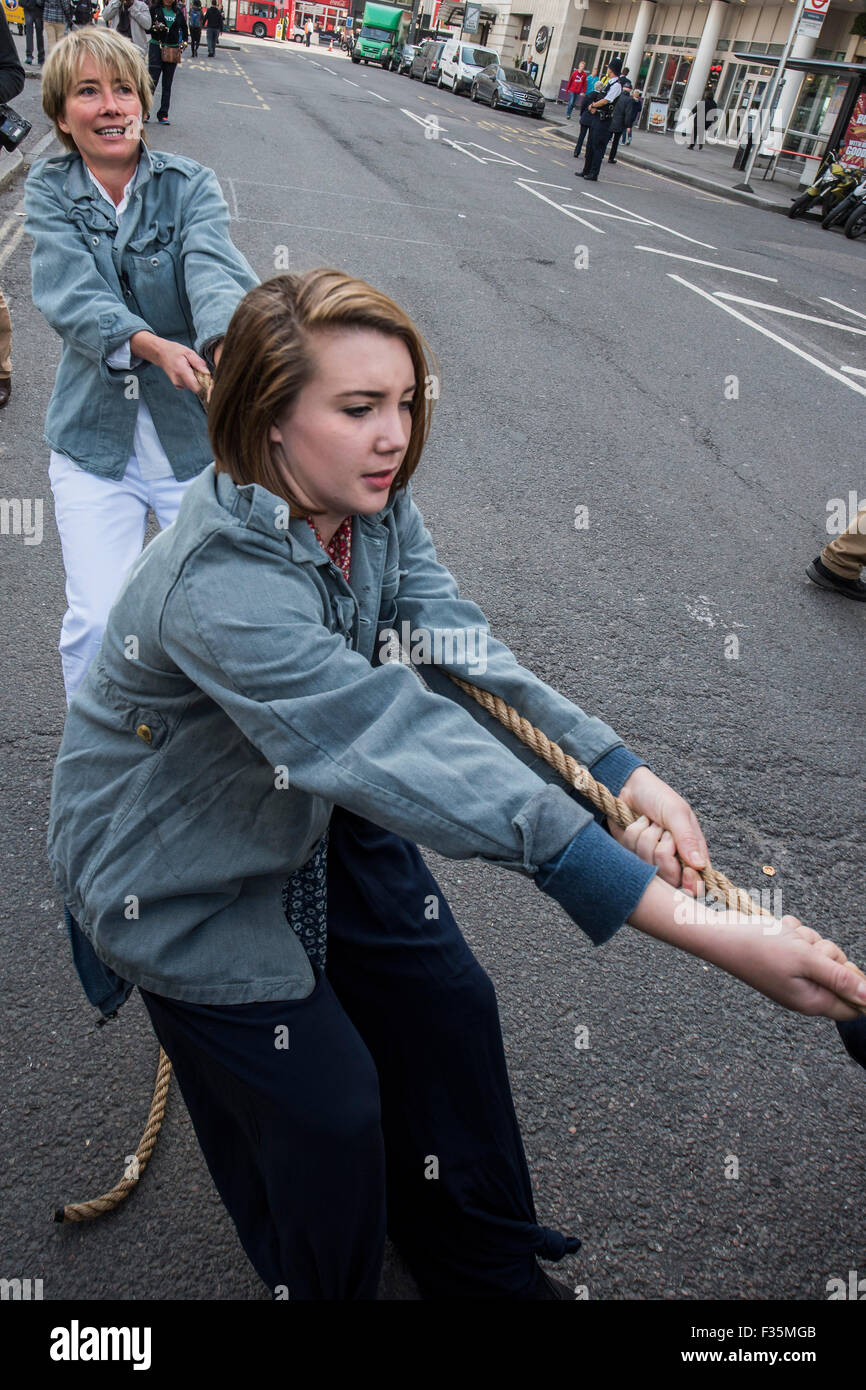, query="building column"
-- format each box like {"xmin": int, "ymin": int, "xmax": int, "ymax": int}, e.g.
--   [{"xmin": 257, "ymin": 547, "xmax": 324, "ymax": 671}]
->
[
  {"xmin": 680, "ymin": 0, "xmax": 728, "ymax": 118},
  {"xmin": 536, "ymin": 8, "xmax": 588, "ymax": 100},
  {"xmin": 624, "ymin": 0, "xmax": 655, "ymax": 89},
  {"xmin": 768, "ymin": 33, "xmax": 818, "ymax": 145}
]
